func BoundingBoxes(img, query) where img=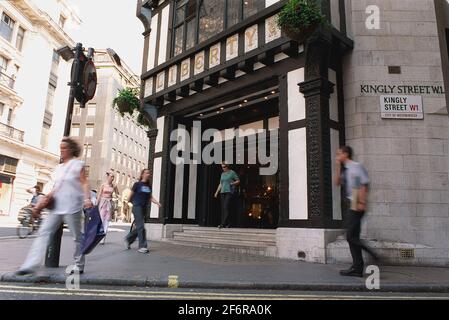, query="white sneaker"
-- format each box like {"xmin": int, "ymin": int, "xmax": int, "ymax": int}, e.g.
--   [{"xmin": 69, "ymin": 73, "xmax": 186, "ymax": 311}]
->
[{"xmin": 138, "ymin": 248, "xmax": 149, "ymax": 253}]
